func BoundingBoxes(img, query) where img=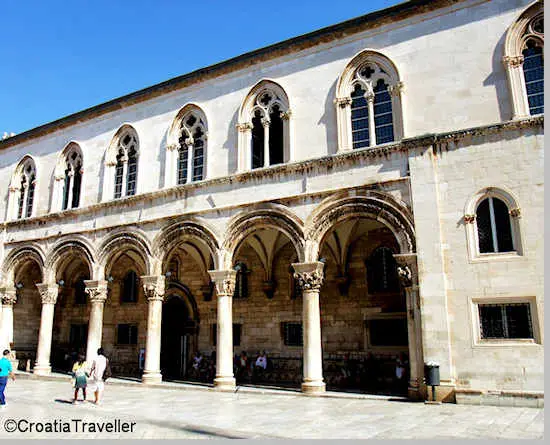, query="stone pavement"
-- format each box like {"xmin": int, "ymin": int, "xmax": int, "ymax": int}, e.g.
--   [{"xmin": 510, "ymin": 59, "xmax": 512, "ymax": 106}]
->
[{"xmin": 0, "ymin": 378, "xmax": 543, "ymax": 439}]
